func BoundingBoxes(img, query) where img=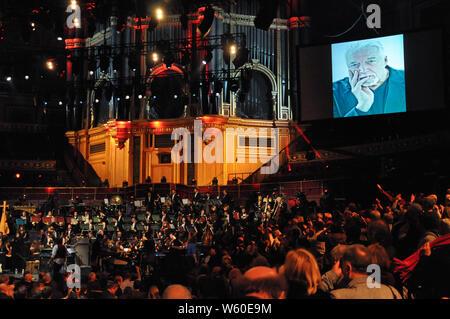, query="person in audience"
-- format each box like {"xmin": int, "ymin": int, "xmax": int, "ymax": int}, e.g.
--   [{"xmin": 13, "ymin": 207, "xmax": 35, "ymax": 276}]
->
[
  {"xmin": 279, "ymin": 248, "xmax": 330, "ymax": 299},
  {"xmin": 1, "ymin": 186, "xmax": 449, "ymax": 299},
  {"xmin": 162, "ymin": 284, "xmax": 192, "ymax": 299},
  {"xmin": 321, "ymin": 244, "xmax": 402, "ymax": 299}
]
